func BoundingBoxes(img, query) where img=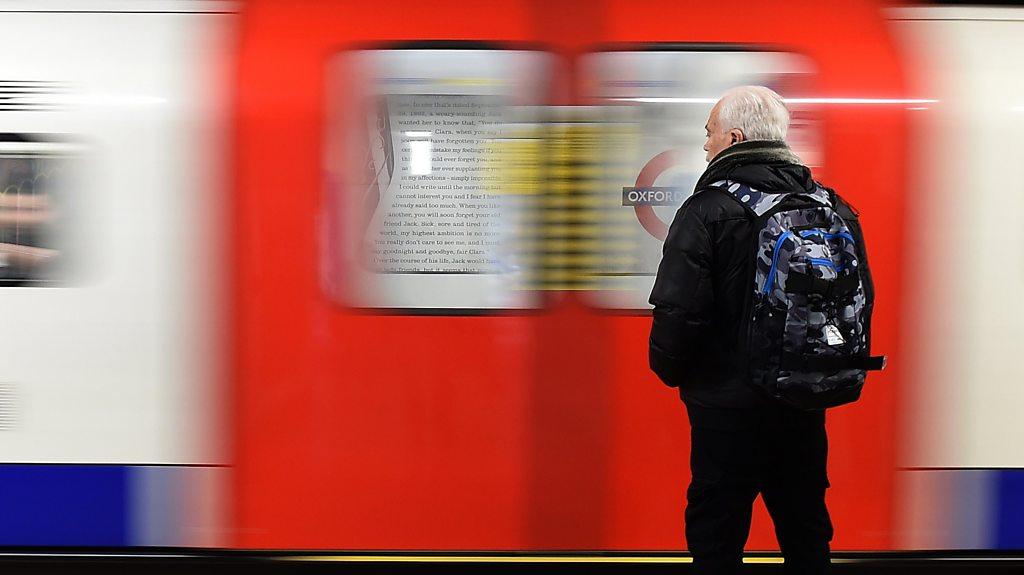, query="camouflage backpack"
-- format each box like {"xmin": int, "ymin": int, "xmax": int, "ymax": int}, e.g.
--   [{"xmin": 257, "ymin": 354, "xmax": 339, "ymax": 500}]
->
[{"xmin": 709, "ymin": 179, "xmax": 886, "ymax": 410}]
